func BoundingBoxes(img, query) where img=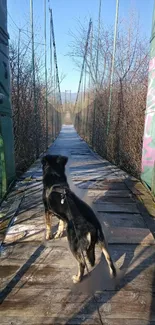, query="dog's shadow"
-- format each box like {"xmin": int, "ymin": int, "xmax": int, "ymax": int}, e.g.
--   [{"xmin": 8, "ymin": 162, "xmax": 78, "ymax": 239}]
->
[
  {"xmin": 72, "ymin": 254, "xmax": 126, "ymax": 295},
  {"xmin": 60, "ymin": 252, "xmax": 127, "ymax": 312}
]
